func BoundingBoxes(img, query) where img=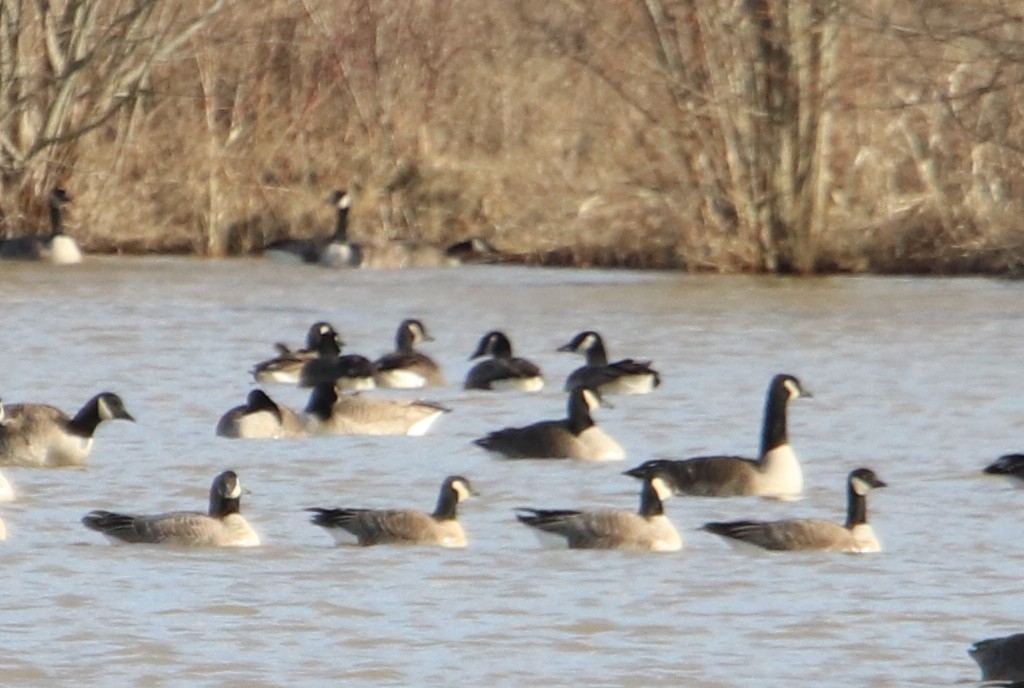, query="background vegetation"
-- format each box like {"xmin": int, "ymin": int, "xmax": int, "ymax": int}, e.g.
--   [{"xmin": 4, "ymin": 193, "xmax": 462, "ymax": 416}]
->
[{"xmin": 2, "ymin": 0, "xmax": 1023, "ymax": 273}]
